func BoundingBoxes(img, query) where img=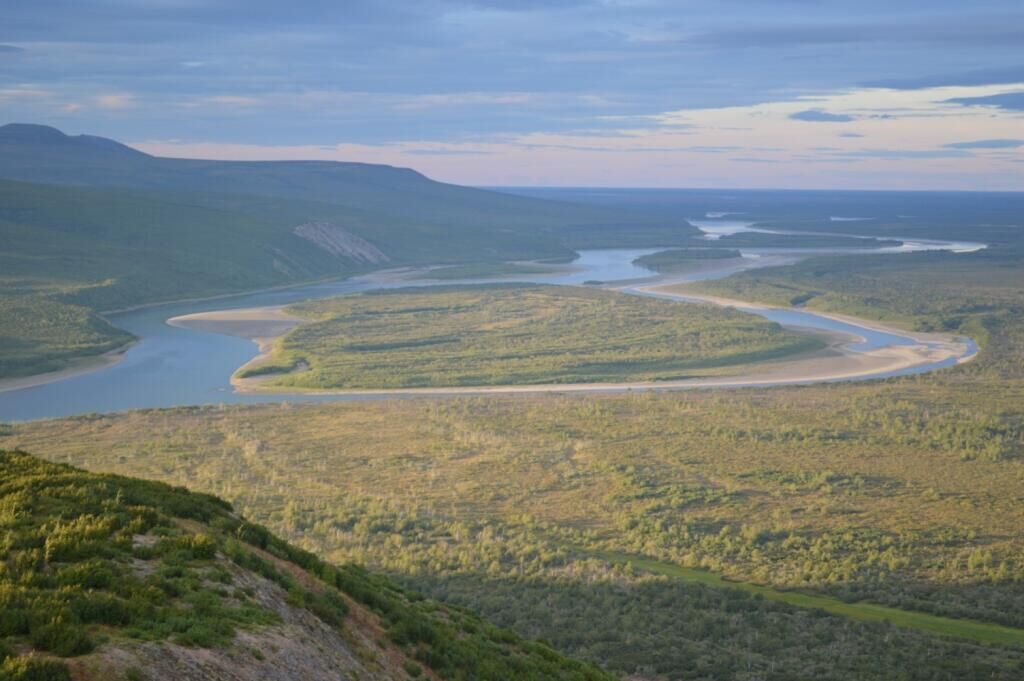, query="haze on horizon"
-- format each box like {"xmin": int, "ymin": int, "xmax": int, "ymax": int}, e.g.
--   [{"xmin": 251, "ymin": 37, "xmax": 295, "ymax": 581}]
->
[{"xmin": 2, "ymin": 0, "xmax": 1023, "ymax": 190}]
